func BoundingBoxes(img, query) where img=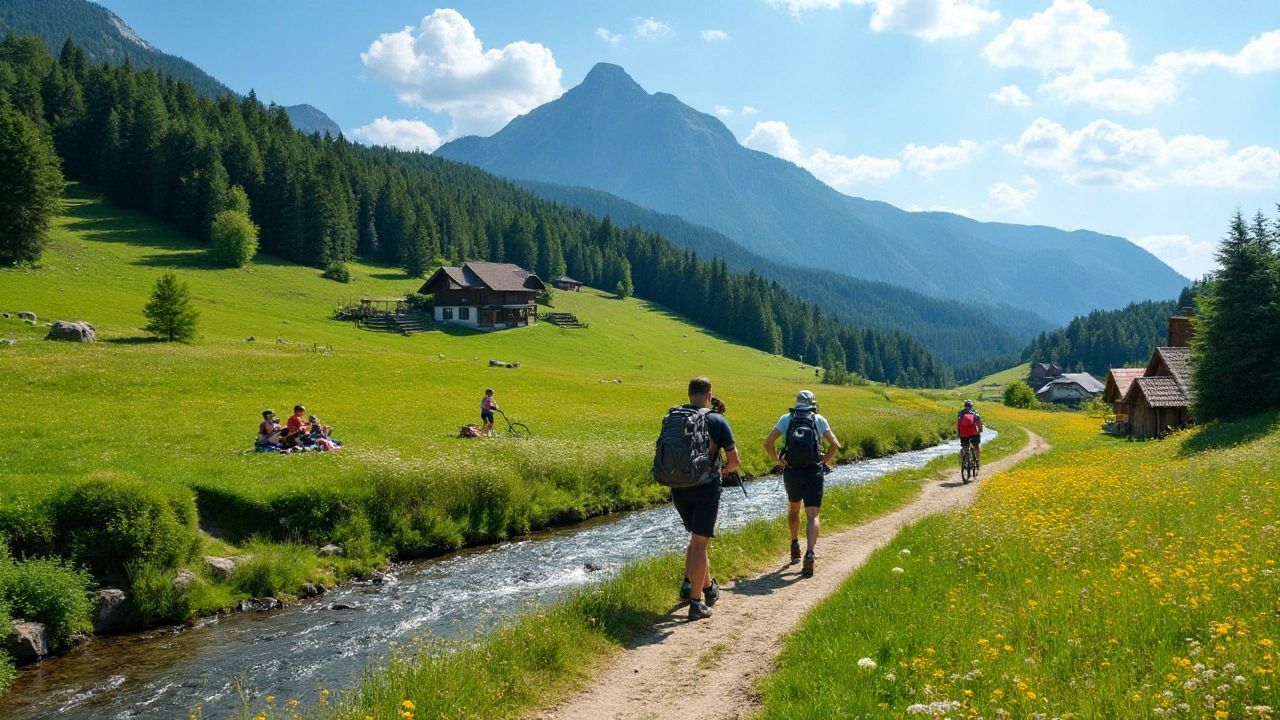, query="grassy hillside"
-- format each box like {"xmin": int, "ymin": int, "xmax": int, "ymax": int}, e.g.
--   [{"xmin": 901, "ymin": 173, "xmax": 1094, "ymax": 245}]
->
[
  {"xmin": 956, "ymin": 363, "xmax": 1030, "ymax": 397},
  {"xmin": 759, "ymin": 407, "xmax": 1280, "ymax": 718},
  {"xmin": 0, "ymin": 189, "xmax": 953, "ymax": 627}
]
